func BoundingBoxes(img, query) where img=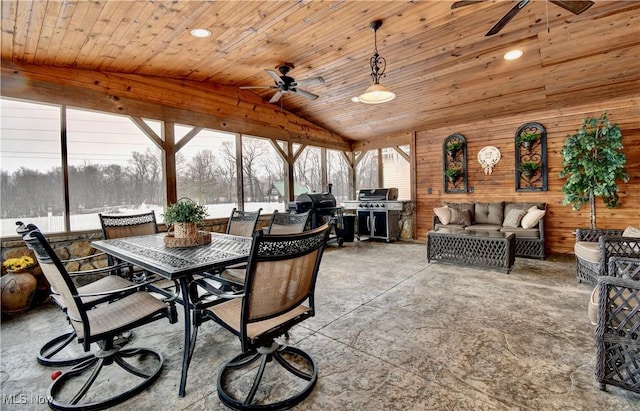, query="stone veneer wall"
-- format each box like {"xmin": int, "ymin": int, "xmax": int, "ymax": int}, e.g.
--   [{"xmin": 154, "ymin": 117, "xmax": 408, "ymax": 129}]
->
[{"xmin": 399, "ymin": 201, "xmax": 414, "ymax": 240}]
